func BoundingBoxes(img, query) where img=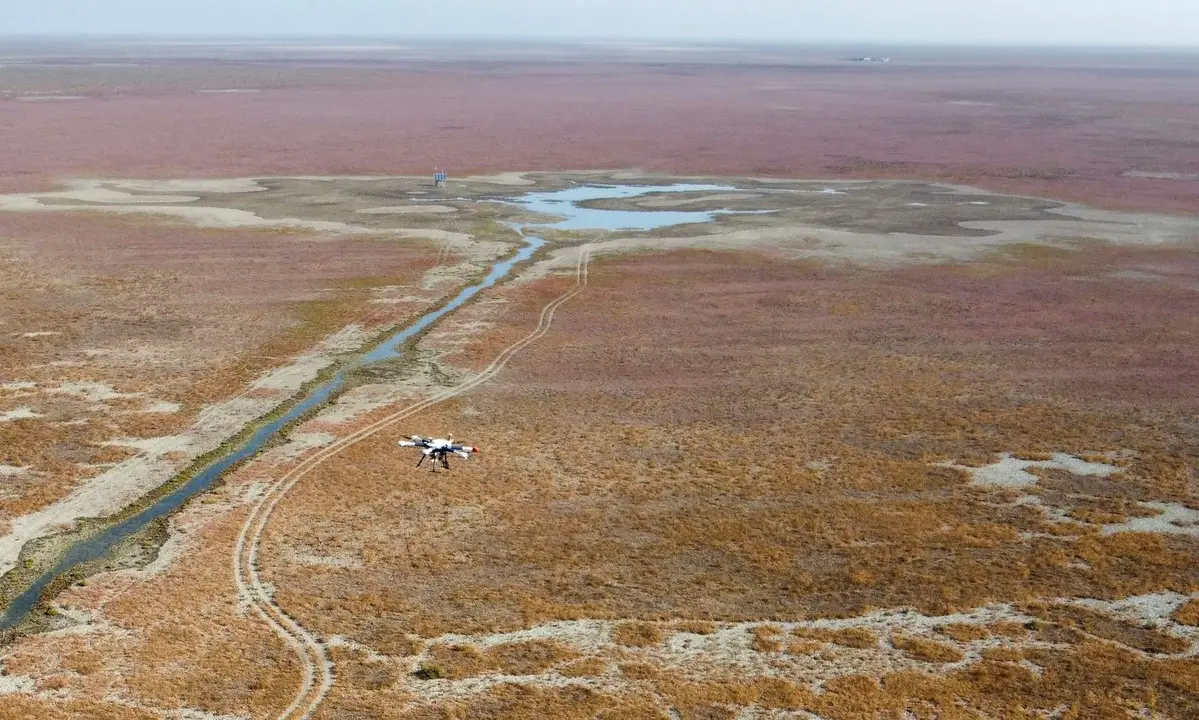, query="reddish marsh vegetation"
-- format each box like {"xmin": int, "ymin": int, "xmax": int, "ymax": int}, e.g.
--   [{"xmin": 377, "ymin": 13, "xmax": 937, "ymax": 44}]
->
[
  {"xmin": 0, "ymin": 211, "xmax": 432, "ymax": 521},
  {"xmin": 2, "ymin": 50, "xmax": 1198, "ymax": 212}
]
